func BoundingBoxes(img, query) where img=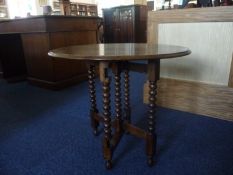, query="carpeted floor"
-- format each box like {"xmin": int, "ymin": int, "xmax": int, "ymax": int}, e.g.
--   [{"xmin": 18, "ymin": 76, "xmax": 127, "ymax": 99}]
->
[{"xmin": 0, "ymin": 72, "xmax": 233, "ymax": 175}]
